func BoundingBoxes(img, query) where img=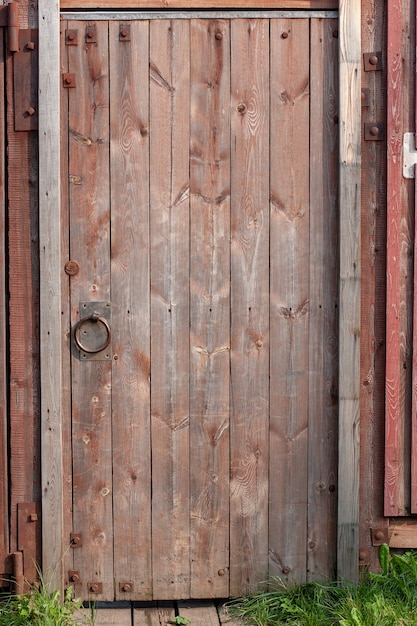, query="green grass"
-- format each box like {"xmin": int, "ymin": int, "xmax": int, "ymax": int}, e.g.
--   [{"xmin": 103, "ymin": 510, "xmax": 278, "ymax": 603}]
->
[
  {"xmin": 0, "ymin": 582, "xmax": 93, "ymax": 625},
  {"xmin": 227, "ymin": 544, "xmax": 417, "ymax": 626}
]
